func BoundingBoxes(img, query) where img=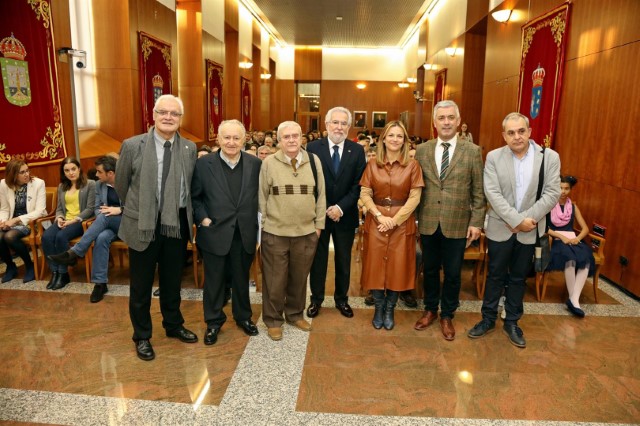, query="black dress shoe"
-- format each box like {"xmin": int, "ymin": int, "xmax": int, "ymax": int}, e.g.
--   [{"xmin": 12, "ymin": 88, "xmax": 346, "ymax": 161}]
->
[
  {"xmin": 503, "ymin": 323, "xmax": 526, "ymax": 348},
  {"xmin": 236, "ymin": 320, "xmax": 259, "ymax": 336},
  {"xmin": 135, "ymin": 339, "xmax": 155, "ymax": 361},
  {"xmin": 90, "ymin": 283, "xmax": 108, "ymax": 303},
  {"xmin": 336, "ymin": 303, "xmax": 354, "ymax": 318},
  {"xmin": 46, "ymin": 272, "xmax": 59, "ymax": 289},
  {"xmin": 306, "ymin": 302, "xmax": 321, "ymax": 318},
  {"xmin": 166, "ymin": 327, "xmax": 198, "ymax": 343},
  {"xmin": 51, "ymin": 272, "xmax": 70, "ymax": 290},
  {"xmin": 204, "ymin": 328, "xmax": 220, "ymax": 345},
  {"xmin": 47, "ymin": 250, "xmax": 78, "ymax": 266}
]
